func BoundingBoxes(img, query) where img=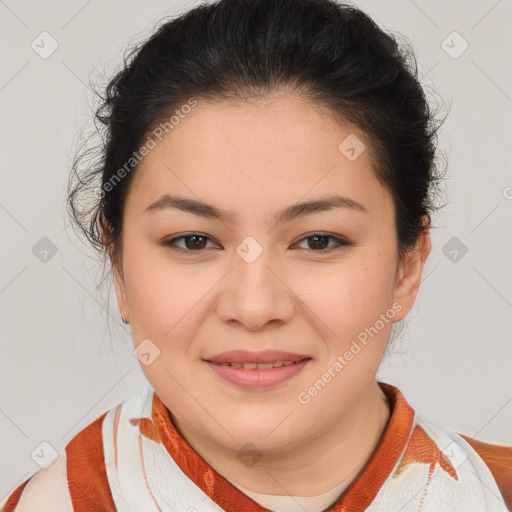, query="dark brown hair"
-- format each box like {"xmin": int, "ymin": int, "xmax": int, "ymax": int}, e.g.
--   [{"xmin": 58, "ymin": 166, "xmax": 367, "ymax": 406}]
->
[{"xmin": 67, "ymin": 0, "xmax": 448, "ymax": 337}]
